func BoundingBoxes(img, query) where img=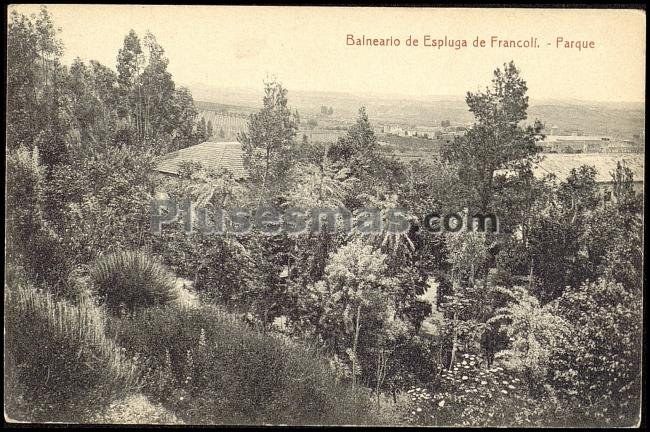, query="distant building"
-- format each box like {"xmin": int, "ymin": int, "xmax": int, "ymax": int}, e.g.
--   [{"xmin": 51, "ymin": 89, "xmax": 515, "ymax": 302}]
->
[
  {"xmin": 496, "ymin": 153, "xmax": 644, "ymax": 205},
  {"xmin": 538, "ymin": 153, "xmax": 644, "ymax": 203},
  {"xmin": 535, "ymin": 135, "xmax": 635, "ymax": 153},
  {"xmin": 389, "ymin": 125, "xmax": 405, "ymax": 136},
  {"xmin": 300, "ymin": 129, "xmax": 346, "ymax": 143},
  {"xmin": 415, "ymin": 126, "xmax": 440, "ymax": 135},
  {"xmin": 604, "ymin": 140, "xmax": 642, "ymax": 153}
]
